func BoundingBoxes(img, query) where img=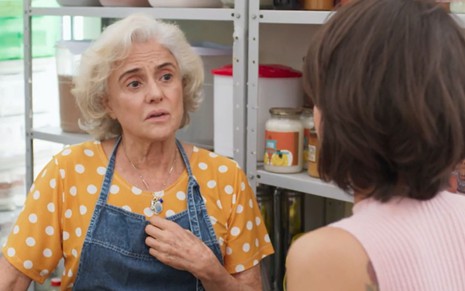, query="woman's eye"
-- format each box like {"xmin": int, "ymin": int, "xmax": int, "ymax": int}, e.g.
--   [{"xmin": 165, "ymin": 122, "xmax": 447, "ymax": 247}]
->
[
  {"xmin": 161, "ymin": 73, "xmax": 173, "ymax": 81},
  {"xmin": 127, "ymin": 80, "xmax": 141, "ymax": 88}
]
